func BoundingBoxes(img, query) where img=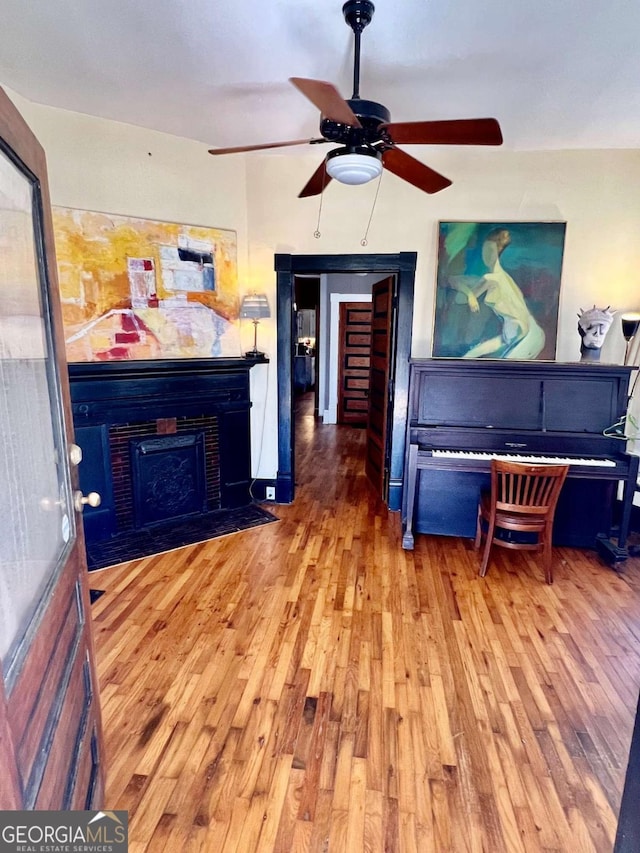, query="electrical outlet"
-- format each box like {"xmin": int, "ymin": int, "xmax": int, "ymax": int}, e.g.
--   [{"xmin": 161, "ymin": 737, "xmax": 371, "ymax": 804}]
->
[{"xmin": 265, "ymin": 486, "xmax": 276, "ymax": 501}]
